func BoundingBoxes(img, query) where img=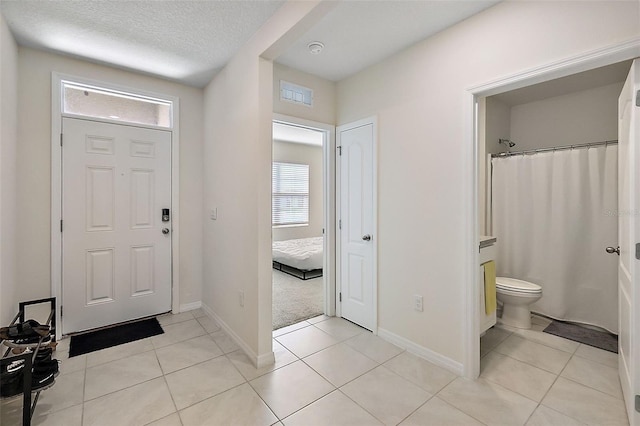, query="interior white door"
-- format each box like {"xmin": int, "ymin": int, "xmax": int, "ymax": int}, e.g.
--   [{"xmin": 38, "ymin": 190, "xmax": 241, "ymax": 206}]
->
[
  {"xmin": 618, "ymin": 59, "xmax": 639, "ymax": 425},
  {"xmin": 338, "ymin": 119, "xmax": 376, "ymax": 331},
  {"xmin": 62, "ymin": 118, "xmax": 172, "ymax": 333}
]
